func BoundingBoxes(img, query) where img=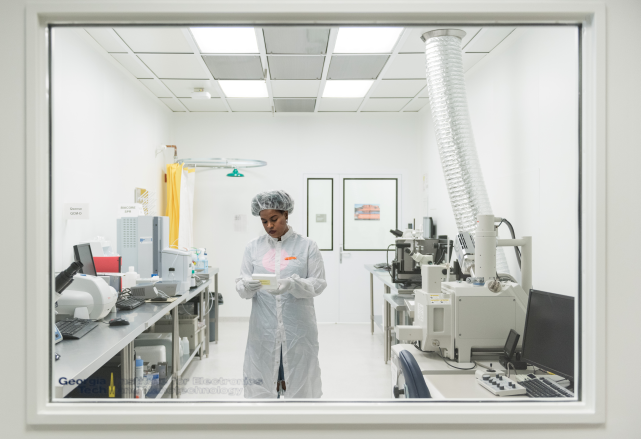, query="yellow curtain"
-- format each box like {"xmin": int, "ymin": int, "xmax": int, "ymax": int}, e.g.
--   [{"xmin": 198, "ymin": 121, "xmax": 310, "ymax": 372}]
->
[{"xmin": 166, "ymin": 163, "xmax": 183, "ymax": 249}]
